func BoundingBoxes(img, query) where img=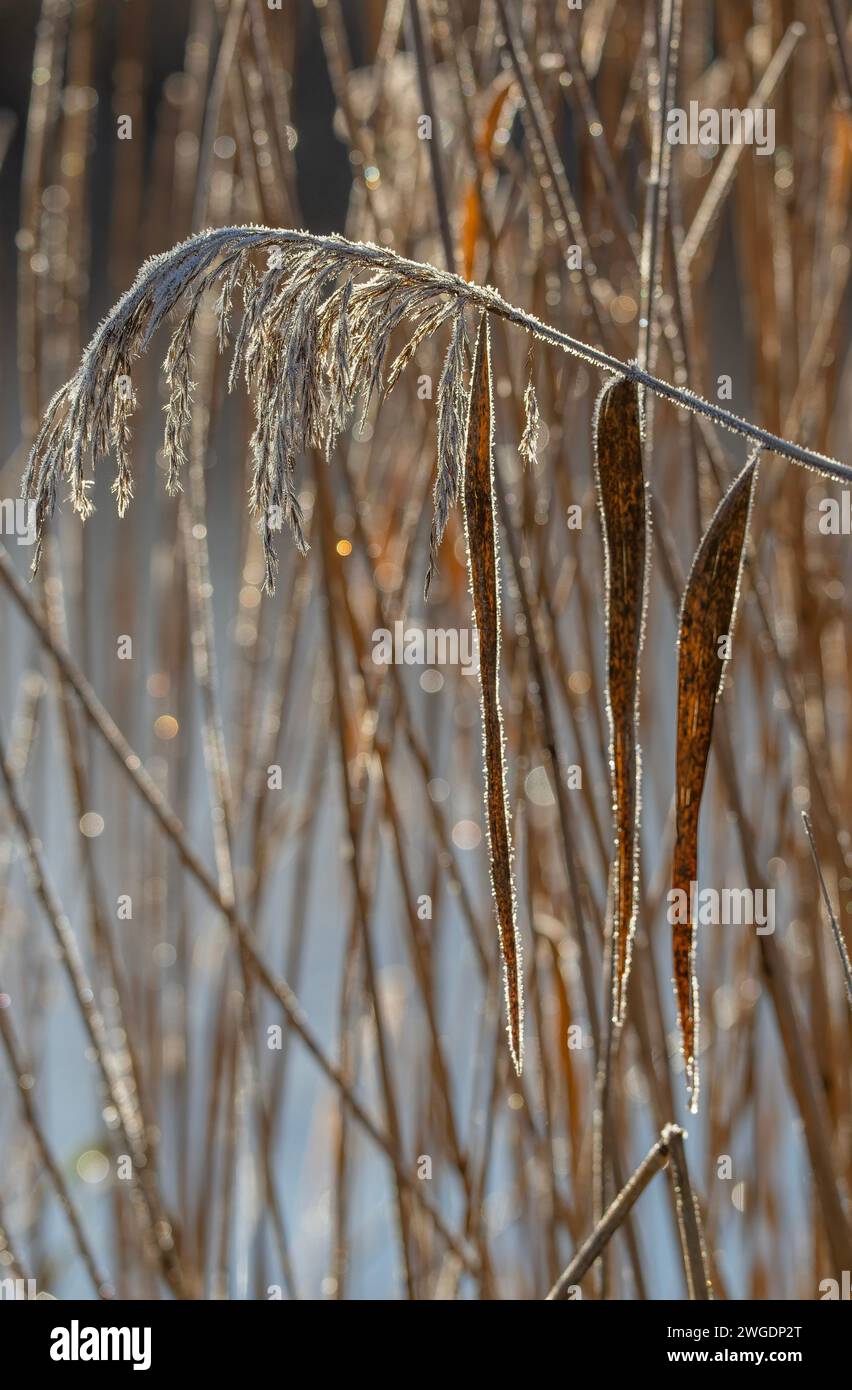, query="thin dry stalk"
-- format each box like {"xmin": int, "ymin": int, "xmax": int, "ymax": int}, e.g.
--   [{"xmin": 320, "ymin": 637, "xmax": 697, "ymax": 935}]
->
[
  {"xmin": 547, "ymin": 1125, "xmax": 681, "ymax": 1300},
  {"xmin": 802, "ymin": 812, "xmax": 852, "ymax": 1013},
  {"xmin": 665, "ymin": 1125, "xmax": 713, "ymax": 1301}
]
